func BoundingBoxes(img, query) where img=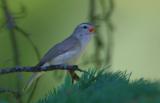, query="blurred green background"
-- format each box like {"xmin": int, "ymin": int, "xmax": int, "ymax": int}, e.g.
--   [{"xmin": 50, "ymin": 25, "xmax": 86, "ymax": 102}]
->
[{"xmin": 0, "ymin": 0, "xmax": 160, "ymax": 103}]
